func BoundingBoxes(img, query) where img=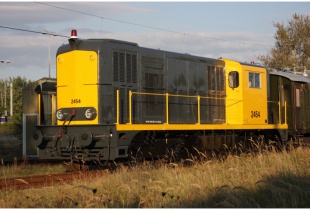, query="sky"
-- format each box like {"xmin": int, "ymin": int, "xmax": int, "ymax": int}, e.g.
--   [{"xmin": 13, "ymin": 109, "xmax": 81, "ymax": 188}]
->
[{"xmin": 0, "ymin": 1, "xmax": 309, "ymax": 81}]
